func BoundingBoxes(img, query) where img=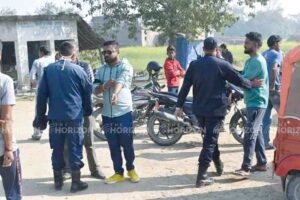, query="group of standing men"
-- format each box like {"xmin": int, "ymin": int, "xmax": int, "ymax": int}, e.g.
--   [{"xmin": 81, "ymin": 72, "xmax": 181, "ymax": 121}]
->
[{"xmin": 0, "ymin": 30, "xmax": 284, "ymax": 199}]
